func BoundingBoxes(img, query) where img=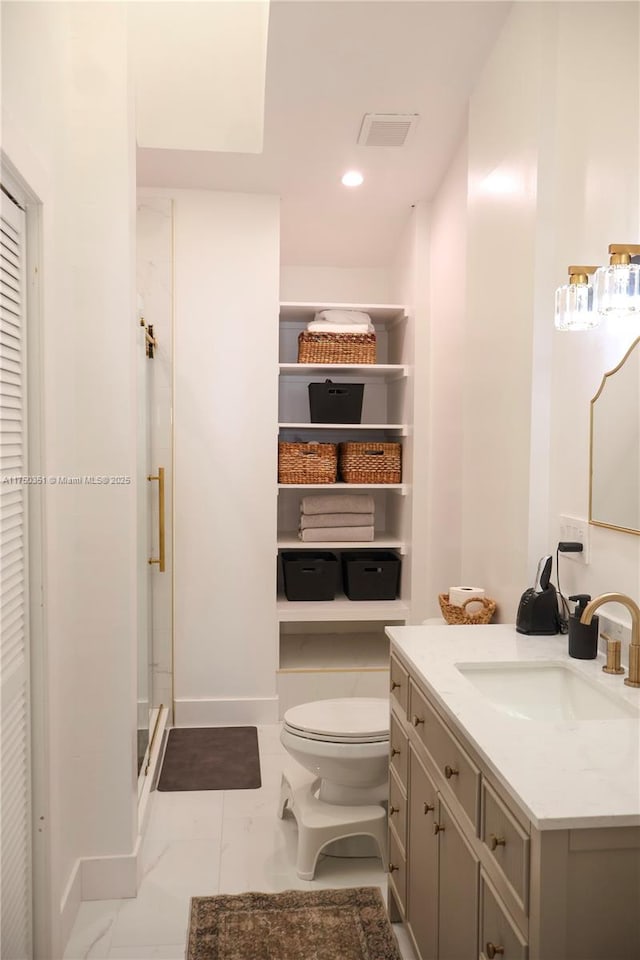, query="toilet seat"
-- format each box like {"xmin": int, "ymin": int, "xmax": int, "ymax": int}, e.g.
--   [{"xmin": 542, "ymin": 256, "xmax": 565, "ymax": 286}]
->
[{"xmin": 283, "ymin": 698, "xmax": 389, "ymax": 744}]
